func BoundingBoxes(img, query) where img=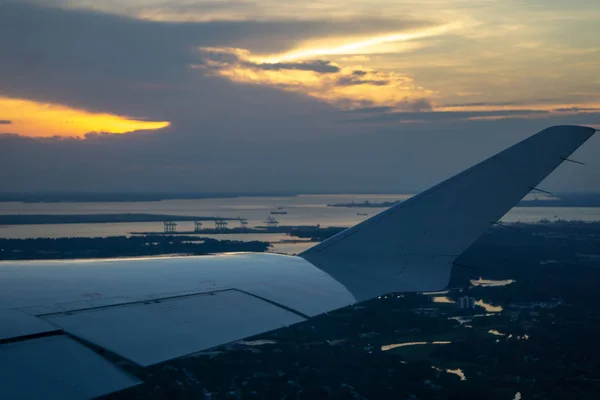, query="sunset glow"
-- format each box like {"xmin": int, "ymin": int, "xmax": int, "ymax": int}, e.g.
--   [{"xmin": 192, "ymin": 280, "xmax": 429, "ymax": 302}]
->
[
  {"xmin": 0, "ymin": 97, "xmax": 170, "ymax": 138},
  {"xmin": 257, "ymin": 24, "xmax": 460, "ymax": 63},
  {"xmin": 2, "ymin": 0, "xmax": 599, "ymax": 135}
]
